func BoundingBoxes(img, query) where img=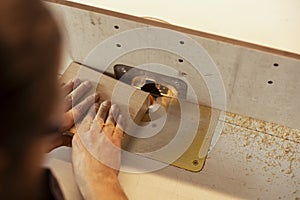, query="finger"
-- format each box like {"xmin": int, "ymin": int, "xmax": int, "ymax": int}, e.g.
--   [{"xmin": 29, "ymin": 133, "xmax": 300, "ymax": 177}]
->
[
  {"xmin": 95, "ymin": 101, "xmax": 111, "ymax": 131},
  {"xmin": 44, "ymin": 134, "xmax": 73, "ymax": 152},
  {"xmin": 72, "ymin": 93, "xmax": 100, "ymax": 122},
  {"xmin": 78, "ymin": 103, "xmax": 99, "ymax": 133},
  {"xmin": 102, "ymin": 104, "xmax": 119, "ymax": 137},
  {"xmin": 105, "ymin": 104, "xmax": 119, "ymax": 127},
  {"xmin": 89, "ymin": 101, "xmax": 111, "ymax": 137},
  {"xmin": 68, "ymin": 126, "xmax": 77, "ymax": 135},
  {"xmin": 115, "ymin": 114, "xmax": 125, "ymax": 134},
  {"xmin": 61, "ymin": 93, "xmax": 99, "ymax": 132},
  {"xmin": 112, "ymin": 115, "xmax": 125, "ymax": 147},
  {"xmin": 62, "ymin": 78, "xmax": 81, "ymax": 97},
  {"xmin": 65, "ymin": 80, "xmax": 92, "ymax": 111}
]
